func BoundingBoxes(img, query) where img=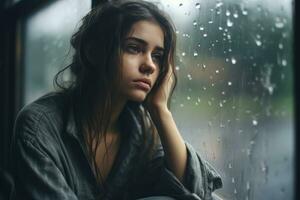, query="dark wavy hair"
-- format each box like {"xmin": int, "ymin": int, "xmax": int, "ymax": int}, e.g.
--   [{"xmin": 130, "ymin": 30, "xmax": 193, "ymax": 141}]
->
[{"xmin": 54, "ymin": 0, "xmax": 177, "ymax": 194}]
